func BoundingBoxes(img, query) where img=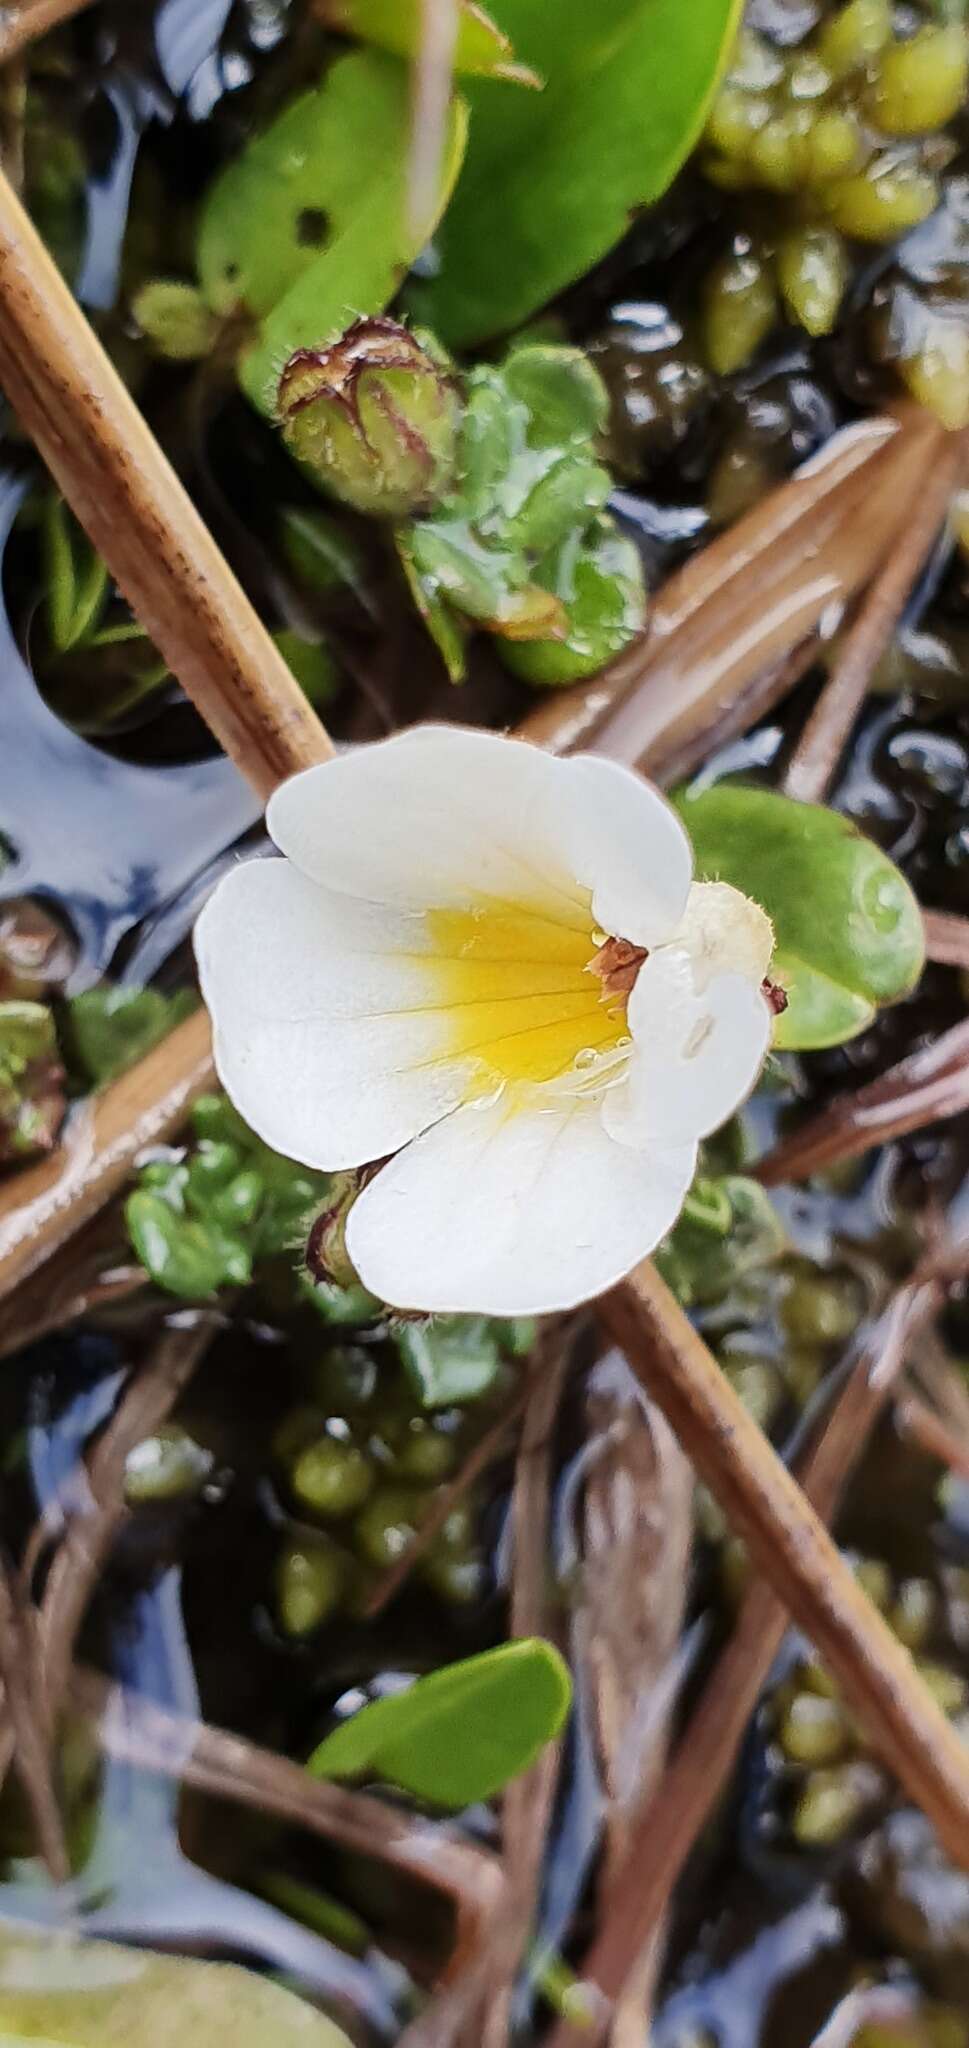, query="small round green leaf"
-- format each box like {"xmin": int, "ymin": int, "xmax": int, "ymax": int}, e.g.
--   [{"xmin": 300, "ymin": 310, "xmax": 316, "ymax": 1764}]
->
[
  {"xmin": 675, "ymin": 782, "xmax": 925, "ymax": 1050},
  {"xmin": 0, "ymin": 1925, "xmax": 352, "ymax": 2046},
  {"xmin": 308, "ymin": 1638, "xmax": 572, "ymax": 1807}
]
